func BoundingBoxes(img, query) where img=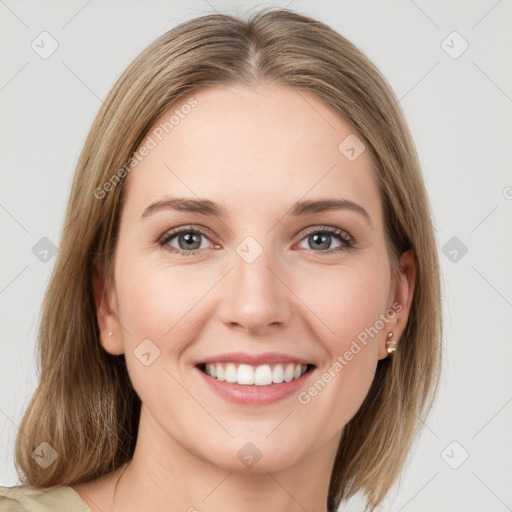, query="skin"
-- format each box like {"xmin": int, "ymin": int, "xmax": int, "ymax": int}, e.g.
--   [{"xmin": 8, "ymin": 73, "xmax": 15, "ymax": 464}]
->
[{"xmin": 72, "ymin": 83, "xmax": 415, "ymax": 512}]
